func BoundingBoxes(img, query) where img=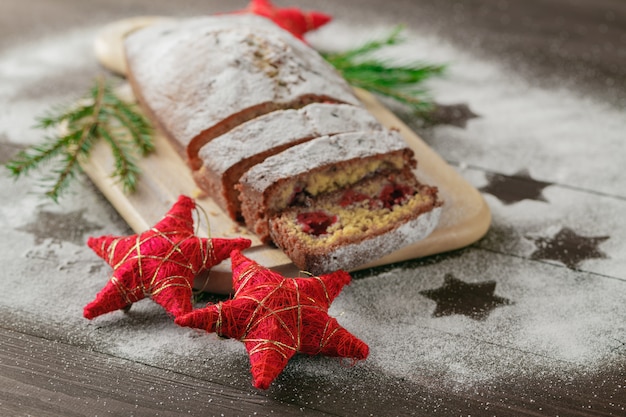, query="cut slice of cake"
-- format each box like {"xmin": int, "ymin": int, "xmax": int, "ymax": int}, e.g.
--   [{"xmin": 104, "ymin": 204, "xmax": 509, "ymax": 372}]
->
[
  {"xmin": 236, "ymin": 129, "xmax": 427, "ymax": 244},
  {"xmin": 193, "ymin": 103, "xmax": 383, "ymax": 220},
  {"xmin": 269, "ymin": 171, "xmax": 442, "ymax": 275},
  {"xmin": 124, "ymin": 14, "xmax": 360, "ymax": 169}
]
